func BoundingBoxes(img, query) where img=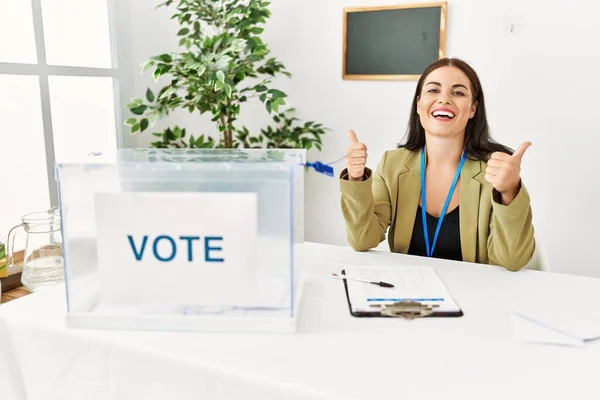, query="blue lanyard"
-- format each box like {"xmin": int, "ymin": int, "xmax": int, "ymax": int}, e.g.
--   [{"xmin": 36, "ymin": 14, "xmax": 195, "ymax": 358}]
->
[{"xmin": 420, "ymin": 147, "xmax": 468, "ymax": 258}]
